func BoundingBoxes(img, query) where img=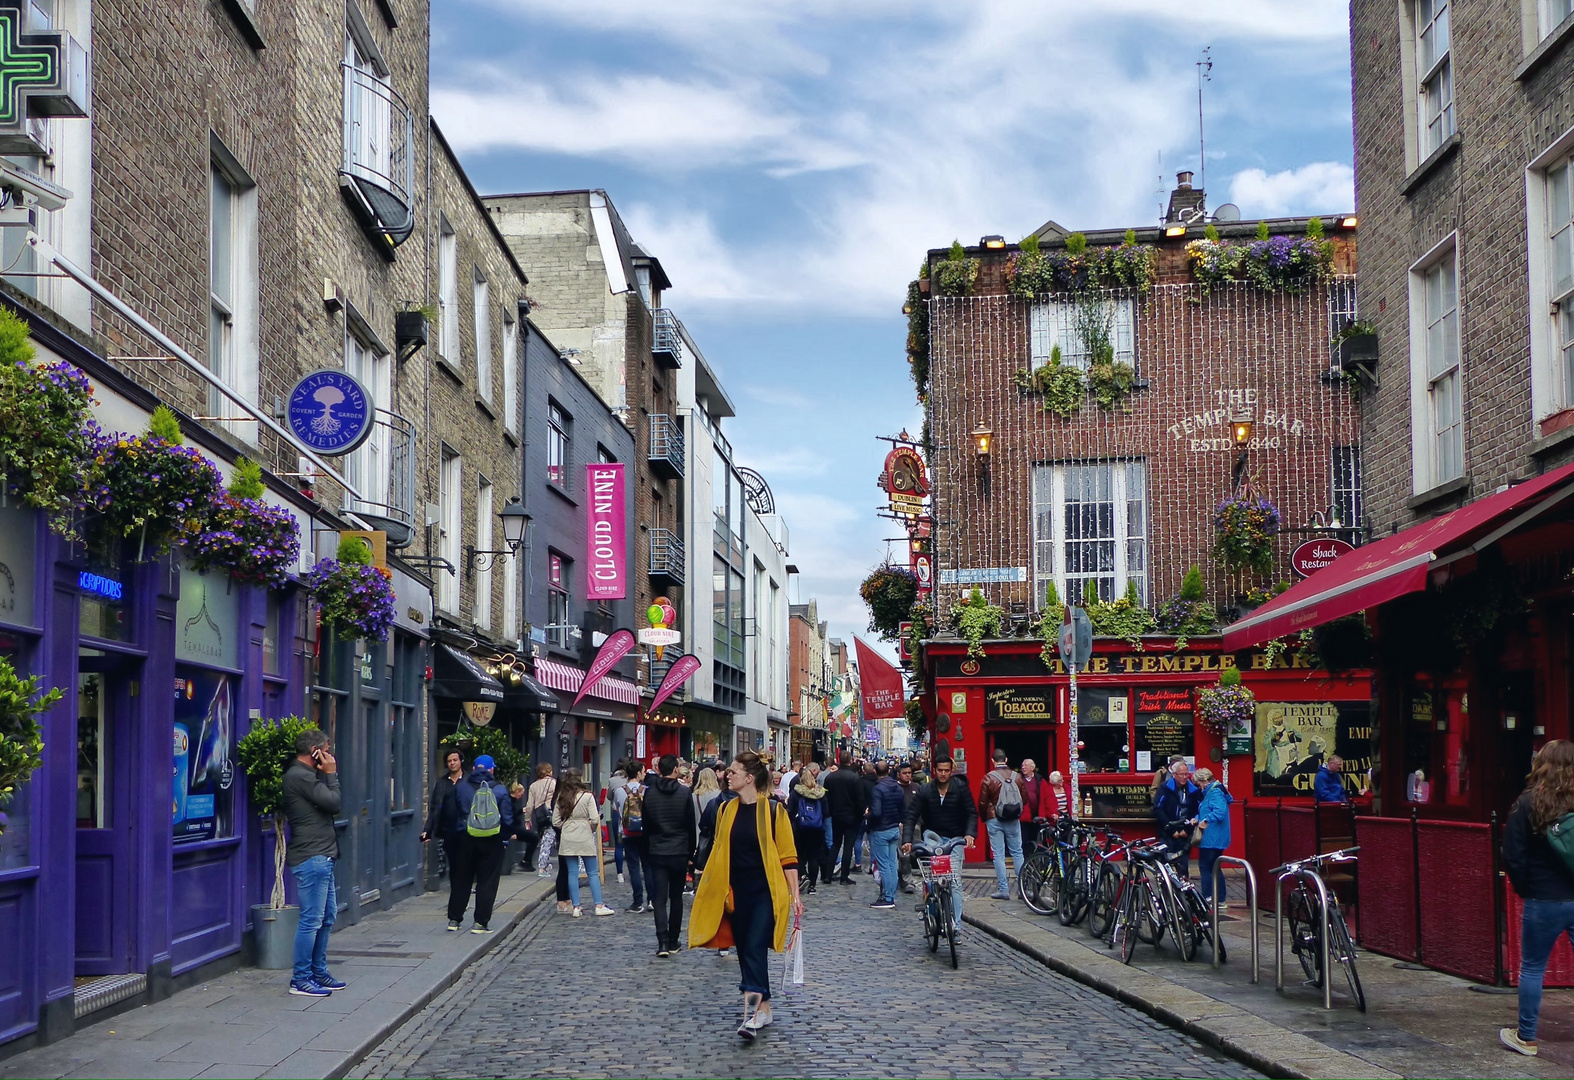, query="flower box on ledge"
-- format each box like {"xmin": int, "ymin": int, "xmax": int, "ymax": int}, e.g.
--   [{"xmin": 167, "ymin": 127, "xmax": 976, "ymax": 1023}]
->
[{"xmin": 1336, "ymin": 332, "xmax": 1378, "ymax": 373}]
